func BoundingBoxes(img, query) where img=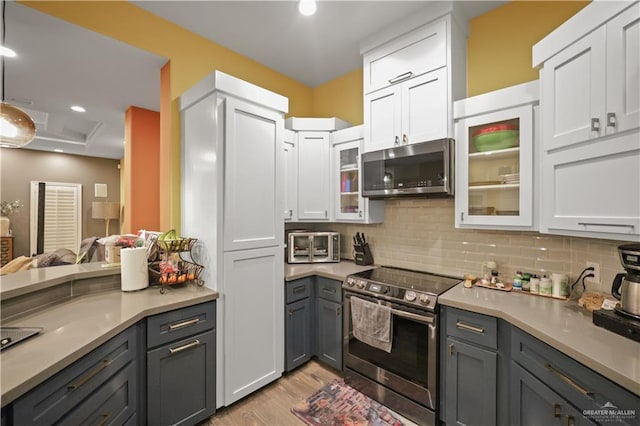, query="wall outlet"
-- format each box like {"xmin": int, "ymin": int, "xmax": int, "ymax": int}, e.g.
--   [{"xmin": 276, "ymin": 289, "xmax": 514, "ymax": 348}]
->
[{"xmin": 586, "ymin": 261, "xmax": 600, "ymax": 284}]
